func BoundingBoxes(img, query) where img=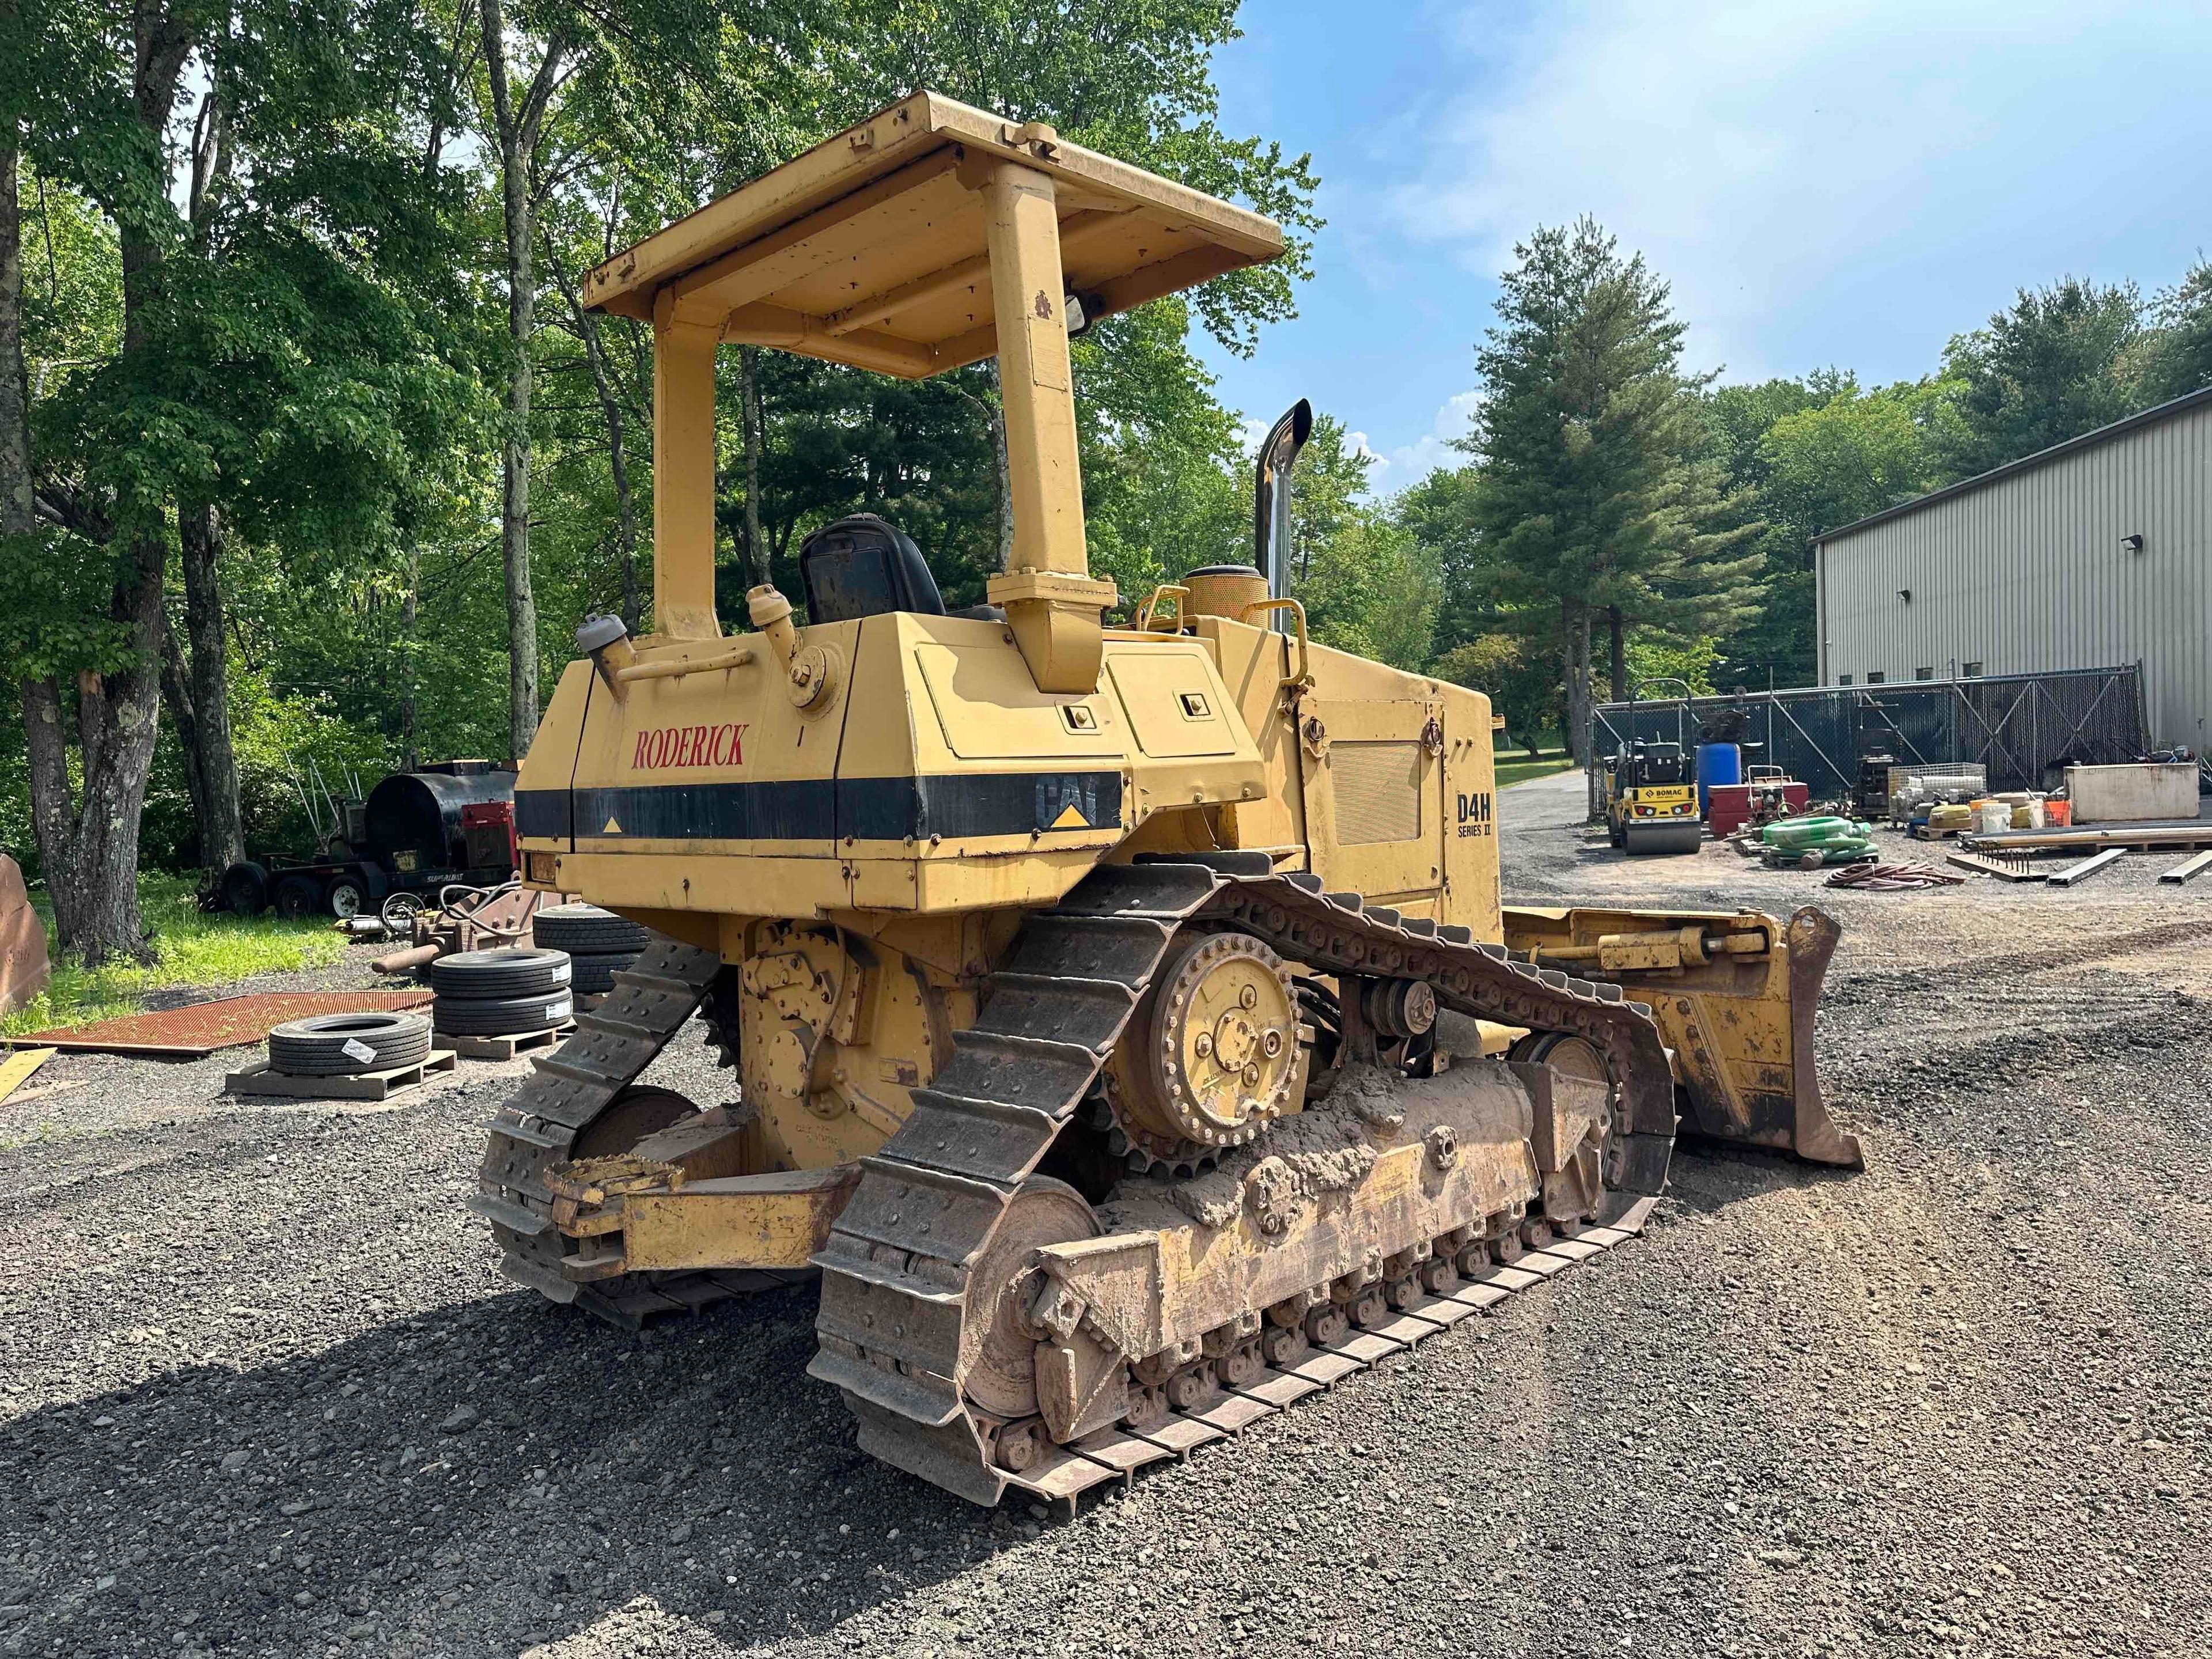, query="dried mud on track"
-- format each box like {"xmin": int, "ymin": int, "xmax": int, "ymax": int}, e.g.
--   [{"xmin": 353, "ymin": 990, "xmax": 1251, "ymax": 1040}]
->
[{"xmin": 3, "ymin": 770, "xmax": 2209, "ymax": 1659}]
